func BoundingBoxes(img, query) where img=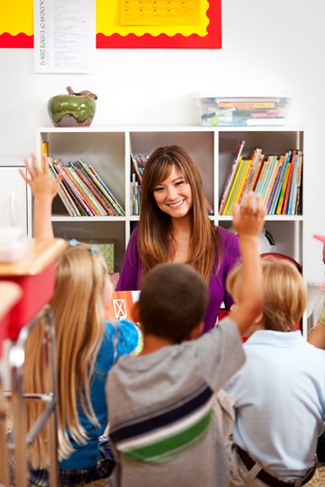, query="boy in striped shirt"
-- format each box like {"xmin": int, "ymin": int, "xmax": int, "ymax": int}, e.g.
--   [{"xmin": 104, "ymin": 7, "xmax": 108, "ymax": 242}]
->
[{"xmin": 106, "ymin": 192, "xmax": 265, "ymax": 487}]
